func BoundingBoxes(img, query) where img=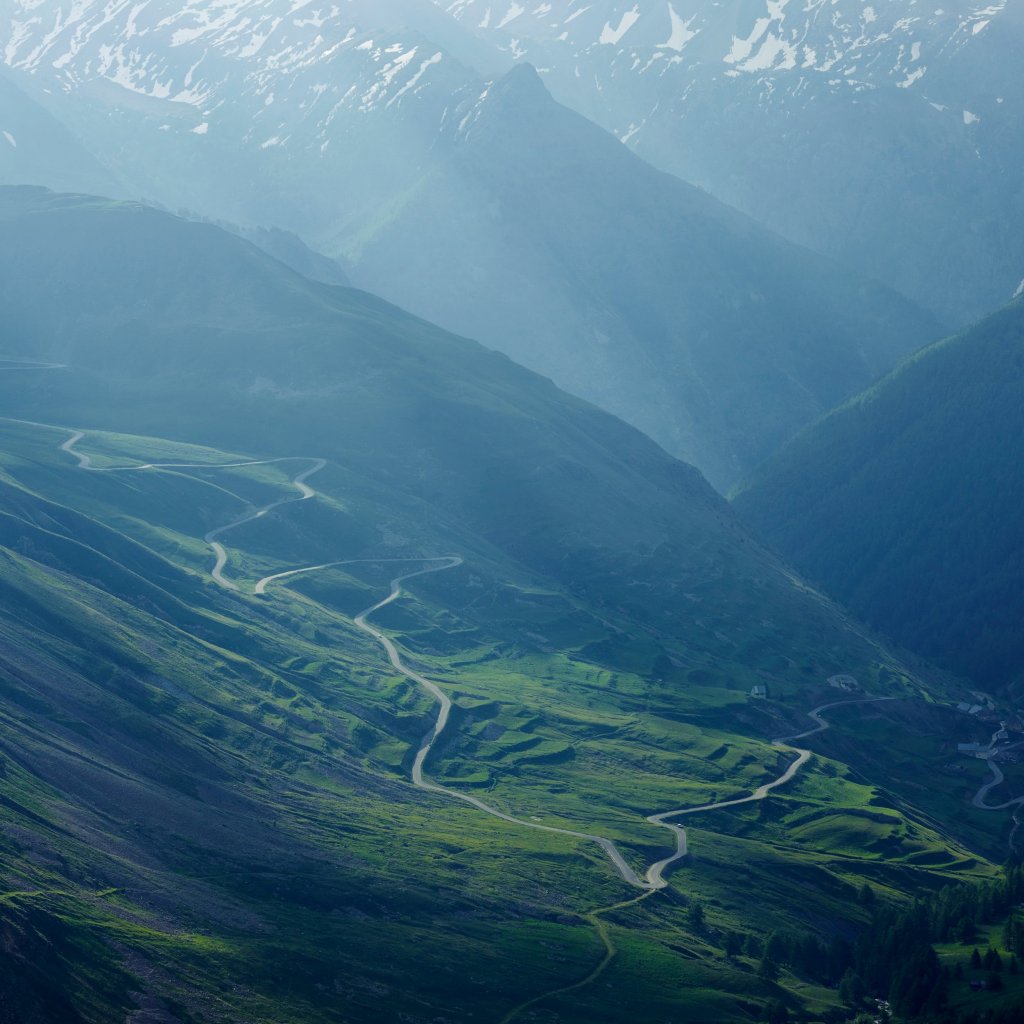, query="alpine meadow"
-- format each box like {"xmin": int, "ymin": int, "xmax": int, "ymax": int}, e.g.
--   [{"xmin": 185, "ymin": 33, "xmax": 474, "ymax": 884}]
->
[{"xmin": 0, "ymin": 4, "xmax": 1021, "ymax": 1024}]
